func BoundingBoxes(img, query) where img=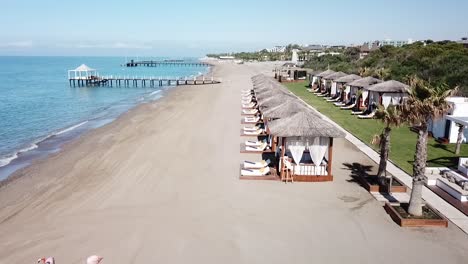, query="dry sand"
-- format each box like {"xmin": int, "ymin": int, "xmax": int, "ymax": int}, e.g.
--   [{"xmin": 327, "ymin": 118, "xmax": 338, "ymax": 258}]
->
[{"xmin": 1, "ymin": 61, "xmax": 468, "ymax": 264}]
